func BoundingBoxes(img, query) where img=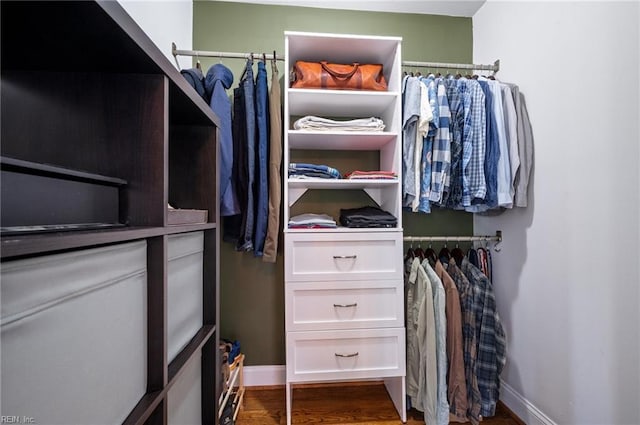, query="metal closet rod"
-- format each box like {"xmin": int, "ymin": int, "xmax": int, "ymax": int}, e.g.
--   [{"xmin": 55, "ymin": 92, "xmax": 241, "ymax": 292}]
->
[
  {"xmin": 171, "ymin": 42, "xmax": 285, "ymax": 62},
  {"xmin": 402, "ymin": 59, "xmax": 500, "ymax": 73},
  {"xmin": 403, "ymin": 230, "xmax": 502, "ymax": 243}
]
